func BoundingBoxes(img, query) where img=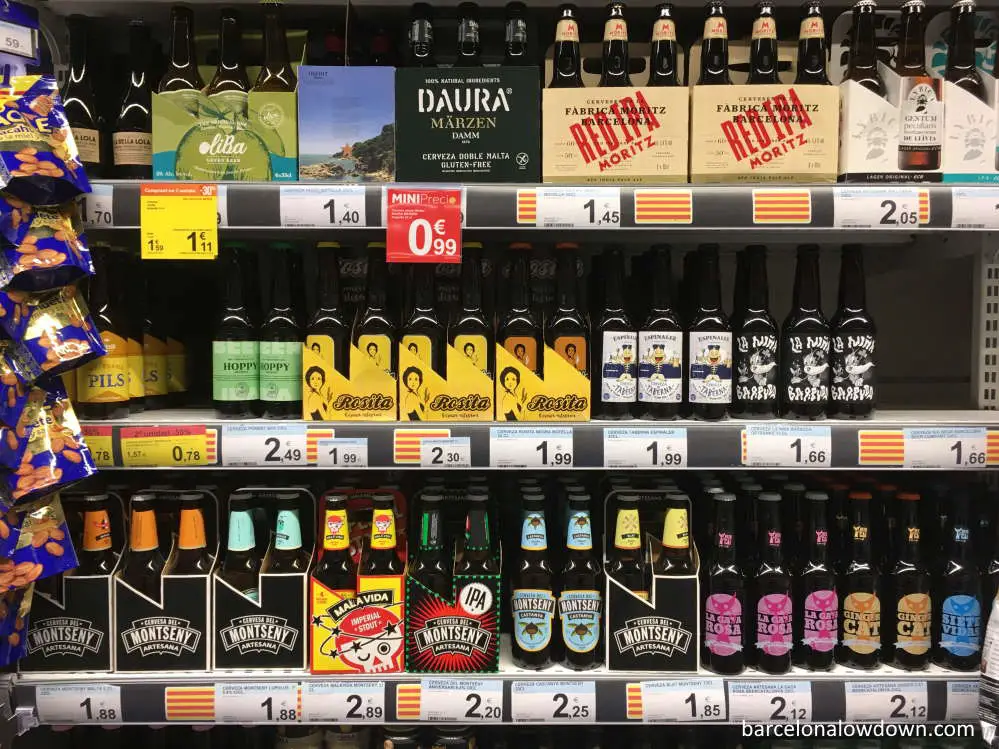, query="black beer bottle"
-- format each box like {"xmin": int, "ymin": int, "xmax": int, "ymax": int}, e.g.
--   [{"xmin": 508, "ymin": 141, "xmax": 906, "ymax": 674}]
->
[
  {"xmin": 697, "ymin": 0, "xmax": 732, "ymax": 85},
  {"xmin": 845, "ymin": 0, "xmax": 886, "ymax": 97},
  {"xmin": 838, "ymin": 491, "xmax": 882, "ymax": 669},
  {"xmin": 546, "ymin": 244, "xmax": 590, "ymax": 378},
  {"xmin": 63, "ymin": 16, "xmax": 103, "ymax": 177},
  {"xmin": 123, "ymin": 494, "xmax": 165, "ymax": 599},
  {"xmin": 206, "ymin": 9, "xmax": 251, "ymax": 106},
  {"xmin": 456, "ymin": 3, "xmax": 482, "ymax": 67},
  {"xmin": 705, "ymin": 493, "xmax": 745, "ymax": 674},
  {"xmin": 596, "ymin": 248, "xmax": 636, "ymax": 419},
  {"xmin": 781, "ymin": 245, "xmax": 830, "ymax": 419},
  {"xmin": 512, "ymin": 495, "xmax": 556, "ymax": 669},
  {"xmin": 457, "ymin": 492, "xmax": 499, "ymax": 575},
  {"xmin": 222, "ymin": 492, "xmax": 262, "ymax": 600},
  {"xmin": 551, "ymin": 5, "xmax": 585, "ymax": 87},
  {"xmin": 795, "ymin": 0, "xmax": 831, "ymax": 84},
  {"xmin": 355, "ymin": 252, "xmax": 398, "ymax": 378},
  {"xmin": 450, "ymin": 248, "xmax": 493, "ymax": 379},
  {"xmin": 654, "ymin": 495, "xmax": 695, "ymax": 575},
  {"xmin": 159, "ymin": 6, "xmax": 206, "ymax": 94},
  {"xmin": 314, "ymin": 494, "xmax": 356, "ymax": 594},
  {"xmin": 794, "ymin": 492, "xmax": 838, "ymax": 671},
  {"xmin": 112, "ymin": 21, "xmax": 153, "ymax": 179},
  {"xmin": 307, "ymin": 249, "xmax": 351, "ymax": 380},
  {"xmin": 733, "ymin": 245, "xmax": 779, "ymax": 418},
  {"xmin": 560, "ymin": 493, "xmax": 604, "ymax": 670},
  {"xmin": 411, "ymin": 493, "xmax": 452, "ymax": 598},
  {"xmin": 607, "ymin": 494, "xmax": 650, "ymax": 599},
  {"xmin": 886, "ymin": 493, "xmax": 931, "ymax": 670},
  {"xmin": 747, "ymin": 1, "xmax": 781, "ymax": 84},
  {"xmin": 504, "ymin": 2, "xmax": 529, "ymax": 66},
  {"xmin": 598, "ymin": 2, "xmax": 632, "ymax": 87},
  {"xmin": 254, "ymin": 2, "xmax": 298, "ymax": 93},
  {"xmin": 830, "ymin": 245, "xmax": 877, "ymax": 419},
  {"xmin": 260, "ymin": 248, "xmax": 302, "ymax": 419},
  {"xmin": 363, "ymin": 493, "xmax": 404, "ymax": 575},
  {"xmin": 401, "ymin": 265, "xmax": 446, "ymax": 381},
  {"xmin": 638, "ymin": 245, "xmax": 682, "ymax": 420},
  {"xmin": 753, "ymin": 493, "xmax": 793, "ymax": 674},
  {"xmin": 498, "ymin": 252, "xmax": 543, "ymax": 377},
  {"xmin": 213, "ymin": 246, "xmax": 259, "ymax": 419},
  {"xmin": 648, "ymin": 4, "xmax": 679, "ymax": 86},
  {"xmin": 946, "ymin": 0, "xmax": 986, "ymax": 101},
  {"xmin": 409, "ymin": 3, "xmax": 436, "ymax": 67},
  {"xmin": 688, "ymin": 245, "xmax": 732, "ymax": 421},
  {"xmin": 934, "ymin": 490, "xmax": 982, "ymax": 670}
]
